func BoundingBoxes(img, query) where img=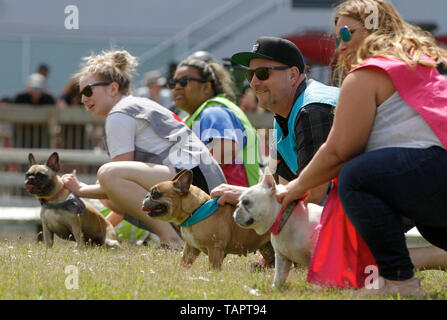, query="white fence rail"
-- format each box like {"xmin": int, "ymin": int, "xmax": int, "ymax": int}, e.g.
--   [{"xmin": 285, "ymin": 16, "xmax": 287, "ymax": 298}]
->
[{"xmin": 0, "ymin": 105, "xmax": 274, "ymax": 206}]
